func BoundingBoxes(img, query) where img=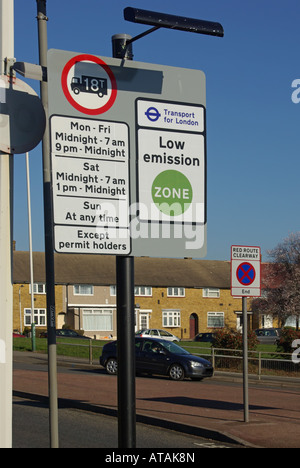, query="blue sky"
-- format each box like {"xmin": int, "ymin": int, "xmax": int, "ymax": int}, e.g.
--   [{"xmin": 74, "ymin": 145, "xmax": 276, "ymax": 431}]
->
[{"xmin": 12, "ymin": 0, "xmax": 300, "ymax": 261}]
